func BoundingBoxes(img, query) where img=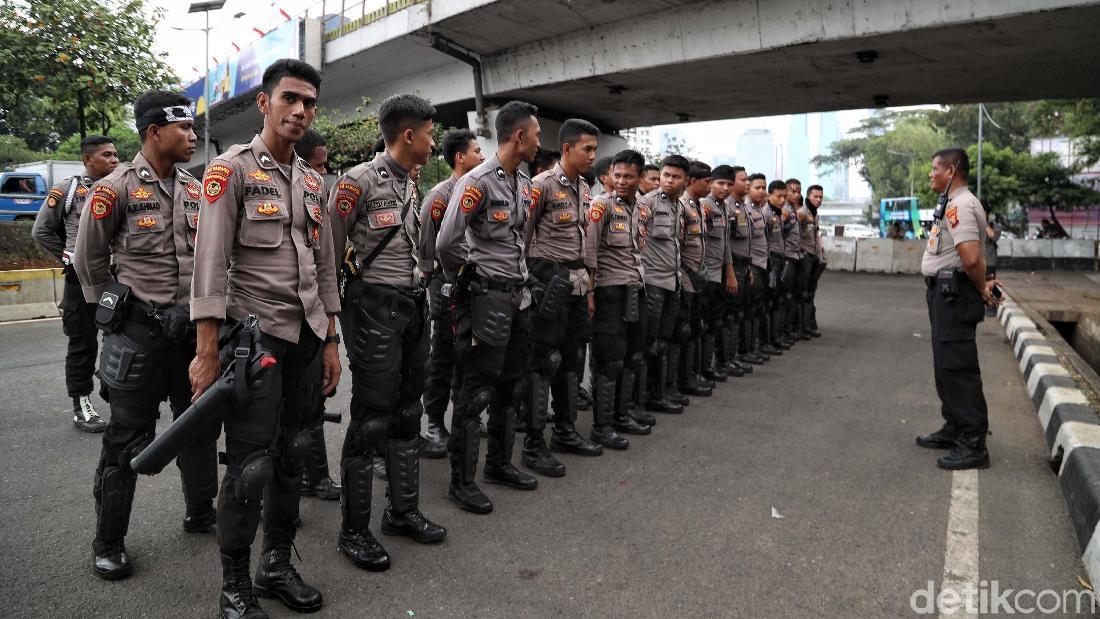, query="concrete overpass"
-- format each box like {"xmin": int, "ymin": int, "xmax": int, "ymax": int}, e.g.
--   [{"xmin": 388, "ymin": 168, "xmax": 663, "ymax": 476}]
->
[{"xmin": 198, "ymin": 0, "xmax": 1100, "ymax": 166}]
